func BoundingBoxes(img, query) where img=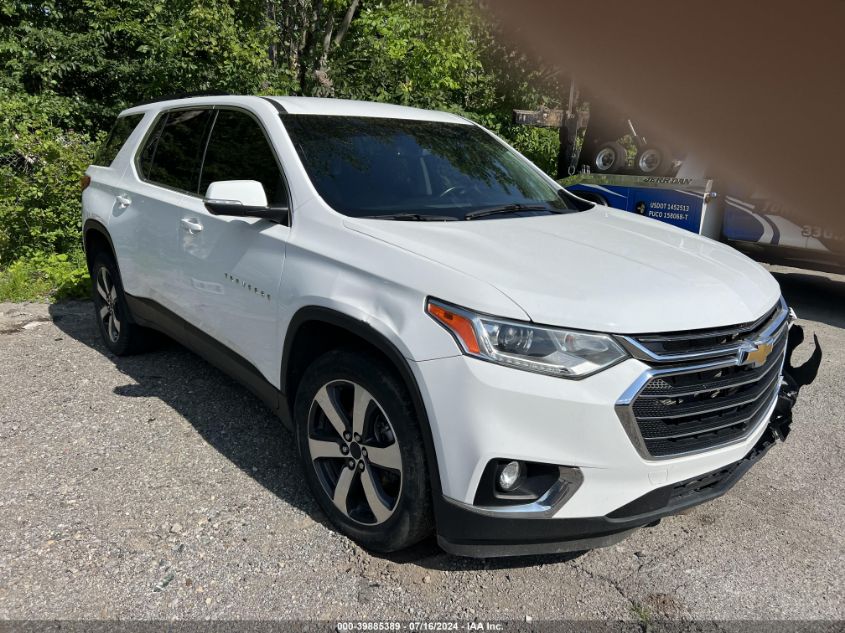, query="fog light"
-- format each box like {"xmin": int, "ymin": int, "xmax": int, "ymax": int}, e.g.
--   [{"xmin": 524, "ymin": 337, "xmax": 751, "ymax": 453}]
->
[
  {"xmin": 498, "ymin": 460, "xmax": 523, "ymax": 491},
  {"xmin": 474, "ymin": 459, "xmax": 570, "ymax": 507}
]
